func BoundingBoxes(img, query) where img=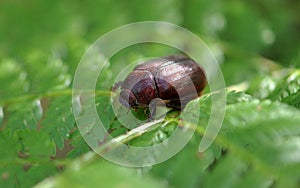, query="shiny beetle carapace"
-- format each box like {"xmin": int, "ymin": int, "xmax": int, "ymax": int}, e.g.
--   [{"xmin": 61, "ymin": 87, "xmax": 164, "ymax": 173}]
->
[{"xmin": 114, "ymin": 55, "xmax": 206, "ymax": 110}]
